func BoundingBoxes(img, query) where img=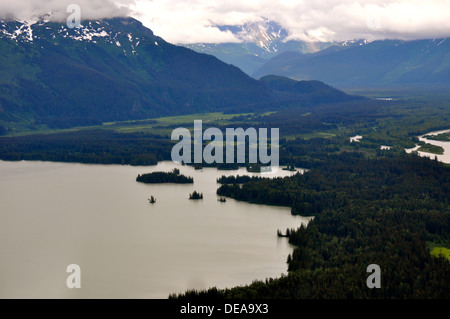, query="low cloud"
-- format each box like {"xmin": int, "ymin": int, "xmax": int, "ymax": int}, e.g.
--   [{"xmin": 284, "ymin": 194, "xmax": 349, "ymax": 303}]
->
[
  {"xmin": 0, "ymin": 0, "xmax": 130, "ymax": 22},
  {"xmin": 1, "ymin": 0, "xmax": 450, "ymax": 43},
  {"xmin": 130, "ymin": 0, "xmax": 450, "ymax": 43}
]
